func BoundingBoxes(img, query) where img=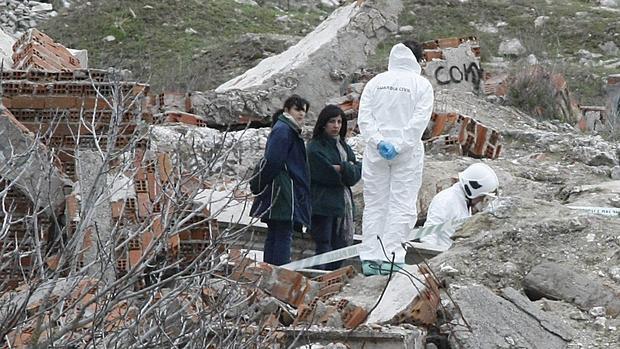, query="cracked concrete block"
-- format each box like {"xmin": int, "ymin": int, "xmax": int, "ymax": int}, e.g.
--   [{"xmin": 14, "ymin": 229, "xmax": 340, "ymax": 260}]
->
[
  {"xmin": 191, "ymin": 0, "xmax": 402, "ymax": 126},
  {"xmin": 365, "ymin": 265, "xmax": 440, "ymax": 326},
  {"xmin": 68, "ymin": 48, "xmax": 88, "ymax": 68},
  {"xmin": 501, "ymin": 287, "xmax": 575, "ymax": 341},
  {"xmin": 0, "ymin": 105, "xmax": 68, "ymax": 215},
  {"xmin": 449, "ymin": 284, "xmax": 569, "ymax": 349},
  {"xmin": 523, "ymin": 262, "xmax": 620, "ymax": 317},
  {"xmin": 423, "ymin": 42, "xmax": 483, "ymax": 94},
  {"xmin": 77, "ymin": 149, "xmax": 114, "ymax": 282},
  {"xmin": 0, "ymin": 28, "xmax": 15, "ymax": 66}
]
